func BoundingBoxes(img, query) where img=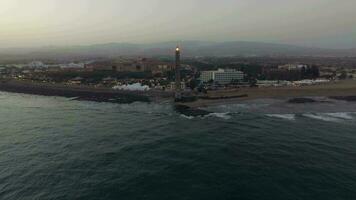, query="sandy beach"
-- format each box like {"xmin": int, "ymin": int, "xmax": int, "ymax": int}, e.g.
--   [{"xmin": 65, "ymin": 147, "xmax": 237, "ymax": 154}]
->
[
  {"xmin": 183, "ymin": 80, "xmax": 356, "ymax": 107},
  {"xmin": 1, "ymin": 79, "xmax": 356, "ymax": 107}
]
